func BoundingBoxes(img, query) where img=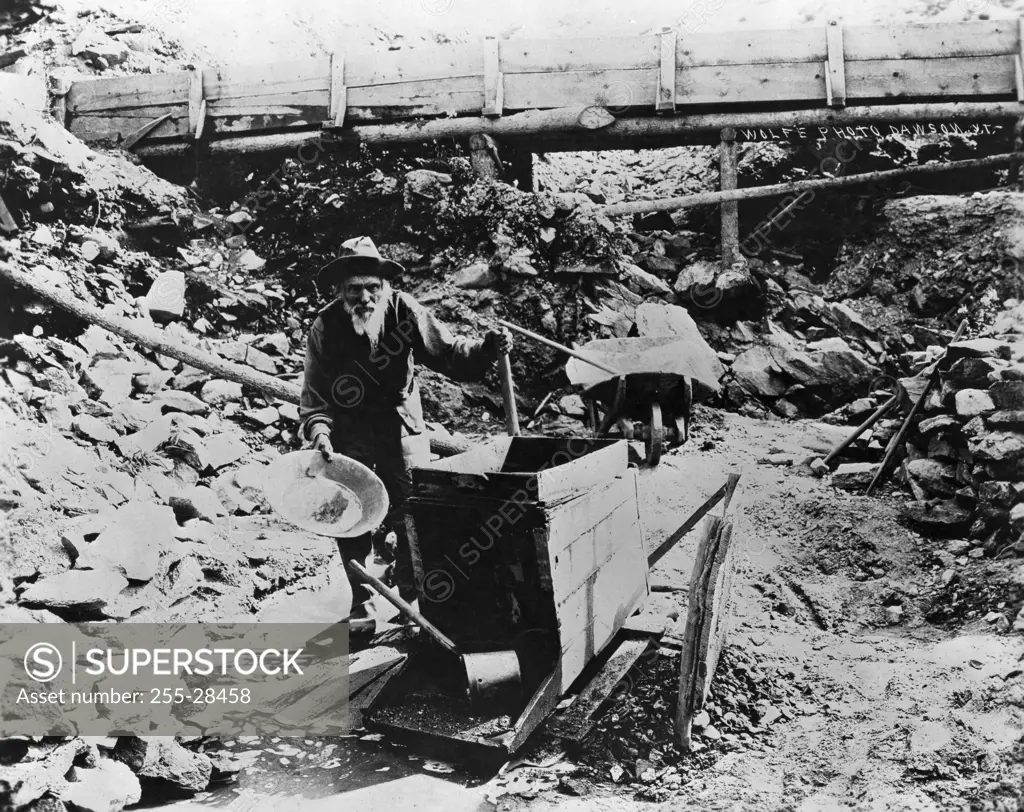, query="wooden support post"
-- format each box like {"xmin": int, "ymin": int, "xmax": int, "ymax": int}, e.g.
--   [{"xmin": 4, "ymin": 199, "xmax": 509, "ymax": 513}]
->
[
  {"xmin": 469, "ymin": 132, "xmax": 502, "ymax": 180},
  {"xmin": 656, "ymin": 30, "xmax": 677, "ymax": 113},
  {"xmin": 49, "ymin": 76, "xmax": 71, "ymax": 129},
  {"xmin": 504, "ymin": 143, "xmax": 534, "ymax": 191},
  {"xmin": 826, "ymin": 22, "xmax": 846, "ymax": 108},
  {"xmin": 188, "ymin": 66, "xmax": 205, "ymax": 139},
  {"xmin": 719, "ymin": 127, "xmax": 739, "ymax": 270},
  {"xmin": 482, "ymin": 38, "xmax": 503, "ymax": 117},
  {"xmin": 330, "ymin": 52, "xmax": 347, "ymax": 128}
]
